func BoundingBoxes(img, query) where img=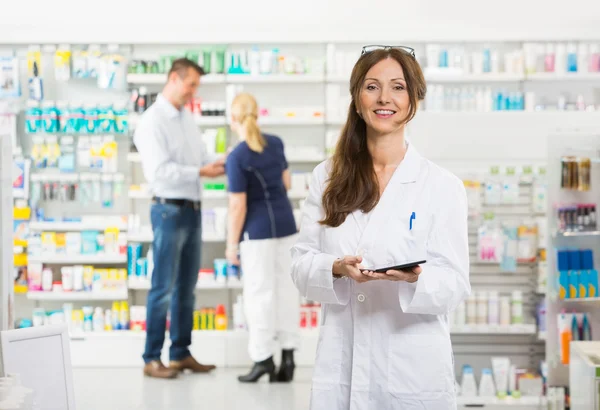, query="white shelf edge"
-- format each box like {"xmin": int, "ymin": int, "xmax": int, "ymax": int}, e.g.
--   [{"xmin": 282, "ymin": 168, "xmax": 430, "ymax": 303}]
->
[
  {"xmin": 27, "ymin": 290, "xmax": 128, "ymax": 301},
  {"xmin": 226, "ymin": 74, "xmax": 324, "ymax": 83},
  {"xmin": 127, "ymin": 232, "xmax": 225, "ymax": 243},
  {"xmin": 127, "ymin": 73, "xmax": 226, "ymax": 84},
  {"xmin": 527, "ymin": 72, "xmax": 600, "ymax": 81},
  {"xmin": 258, "ymin": 117, "xmax": 325, "ymax": 126},
  {"xmin": 27, "ymin": 254, "xmax": 128, "ymax": 264},
  {"xmin": 559, "ymin": 297, "xmax": 600, "ymax": 302},
  {"xmin": 426, "ymin": 73, "xmax": 526, "ymax": 82},
  {"xmin": 128, "ymin": 280, "xmax": 242, "ymax": 290},
  {"xmin": 29, "ymin": 221, "xmax": 128, "ymax": 231}
]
